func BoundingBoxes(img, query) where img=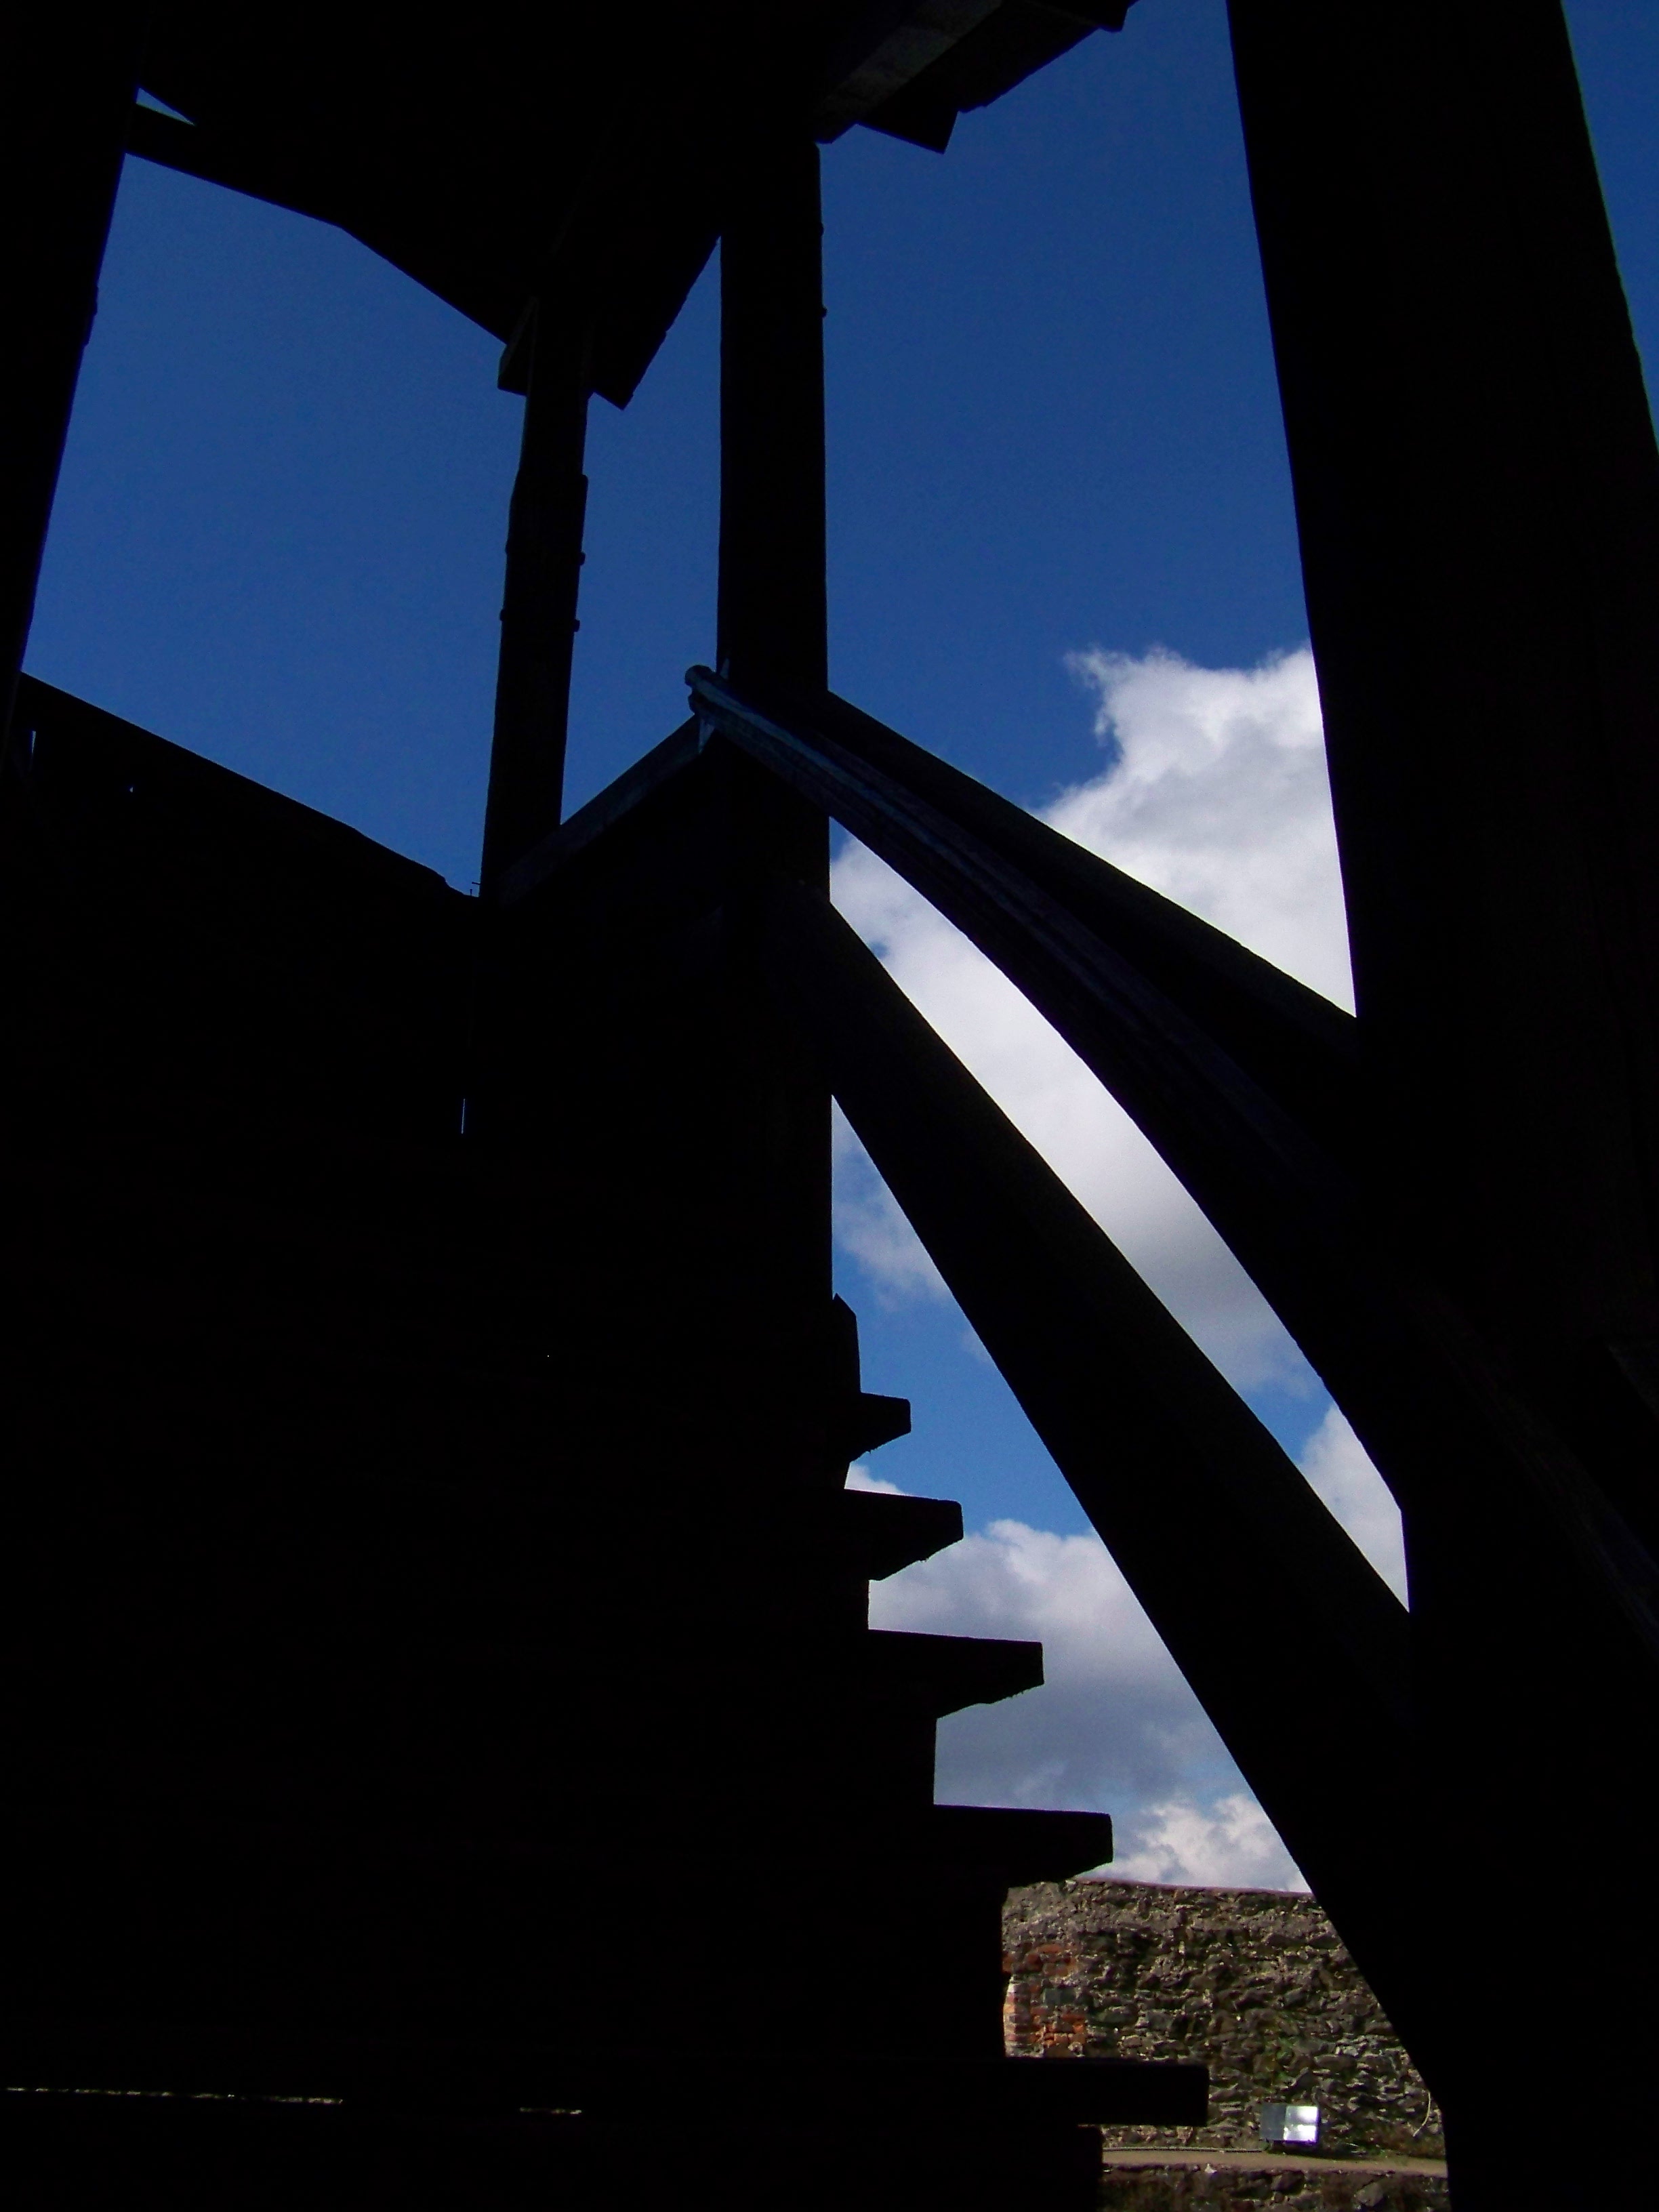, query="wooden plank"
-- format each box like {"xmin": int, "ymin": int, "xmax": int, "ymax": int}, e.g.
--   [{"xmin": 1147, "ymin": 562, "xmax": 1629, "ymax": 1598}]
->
[
  {"xmin": 838, "ymin": 1488, "xmax": 963, "ymax": 1580},
  {"xmin": 863, "ymin": 1628, "xmax": 1044, "ymax": 1715},
  {"xmin": 125, "ymin": 59, "xmax": 720, "ymax": 396},
  {"xmin": 927, "ymin": 1803, "xmax": 1113, "ymax": 1884},
  {"xmin": 858, "ymin": 0, "xmax": 1115, "ymax": 152}
]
